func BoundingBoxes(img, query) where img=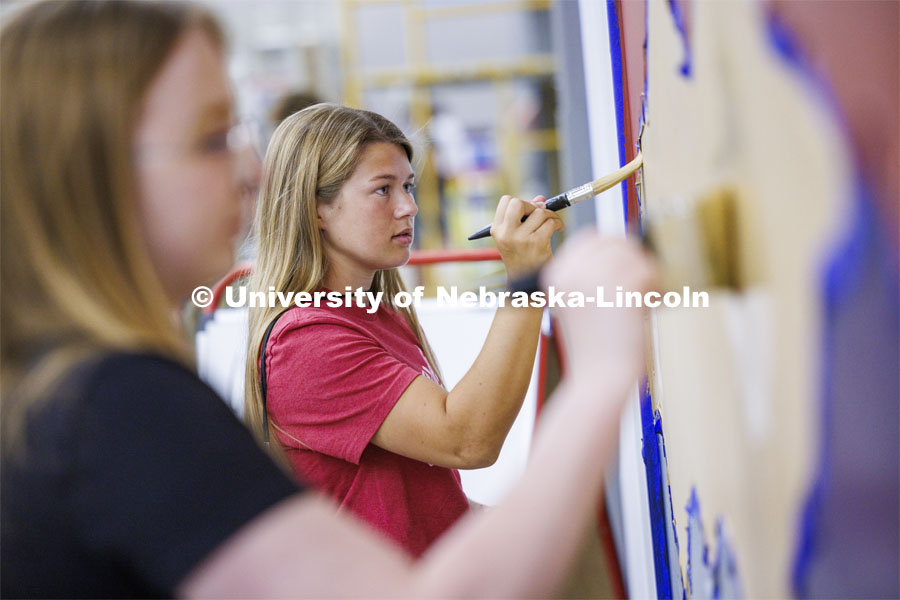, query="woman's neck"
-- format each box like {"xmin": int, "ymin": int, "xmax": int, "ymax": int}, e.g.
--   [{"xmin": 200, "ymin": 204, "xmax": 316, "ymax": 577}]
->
[{"xmin": 322, "ymin": 264, "xmax": 375, "ymax": 292}]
